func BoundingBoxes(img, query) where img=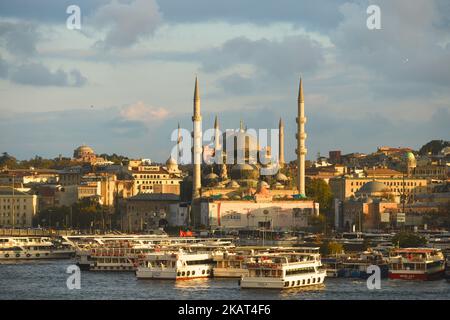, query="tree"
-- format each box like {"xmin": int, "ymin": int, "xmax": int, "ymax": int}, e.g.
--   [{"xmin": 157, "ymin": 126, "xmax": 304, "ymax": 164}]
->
[
  {"xmin": 419, "ymin": 140, "xmax": 449, "ymax": 156},
  {"xmin": 0, "ymin": 152, "xmax": 18, "ymax": 168},
  {"xmin": 392, "ymin": 232, "xmax": 427, "ymax": 248},
  {"xmin": 305, "ymin": 178, "xmax": 333, "ymax": 213}
]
